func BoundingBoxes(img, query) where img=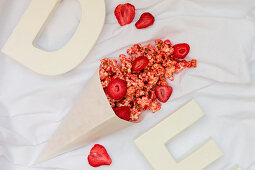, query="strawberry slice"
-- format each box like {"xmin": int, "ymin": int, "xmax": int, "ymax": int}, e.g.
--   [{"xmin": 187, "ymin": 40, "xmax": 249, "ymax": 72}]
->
[
  {"xmin": 173, "ymin": 43, "xmax": 190, "ymax": 59},
  {"xmin": 113, "ymin": 106, "xmax": 131, "ymax": 121},
  {"xmin": 155, "ymin": 85, "xmax": 173, "ymax": 103},
  {"xmin": 88, "ymin": 144, "xmax": 112, "ymax": 167},
  {"xmin": 106, "ymin": 78, "xmax": 127, "ymax": 100},
  {"xmin": 135, "ymin": 12, "xmax": 155, "ymax": 29},
  {"xmin": 132, "ymin": 56, "xmax": 149, "ymax": 72},
  {"xmin": 114, "ymin": 3, "xmax": 135, "ymax": 26}
]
